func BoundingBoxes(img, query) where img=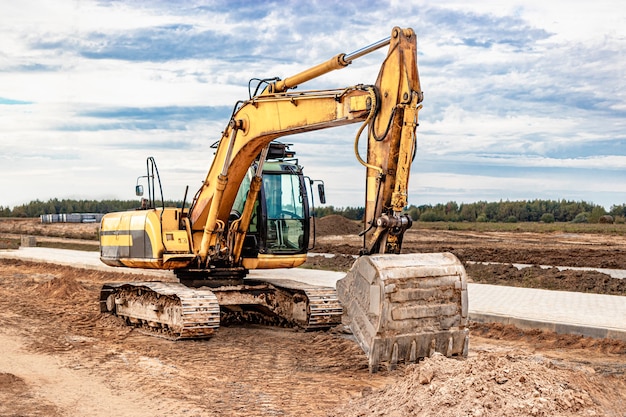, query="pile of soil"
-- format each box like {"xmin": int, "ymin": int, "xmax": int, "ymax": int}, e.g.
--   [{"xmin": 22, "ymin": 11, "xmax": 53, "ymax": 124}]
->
[
  {"xmin": 314, "ymin": 215, "xmax": 363, "ymax": 236},
  {"xmin": 304, "ymin": 254, "xmax": 357, "ymax": 271},
  {"xmin": 31, "ymin": 275, "xmax": 88, "ymax": 299},
  {"xmin": 471, "ymin": 322, "xmax": 626, "ymax": 355},
  {"xmin": 466, "ymin": 263, "xmax": 626, "ymax": 296},
  {"xmin": 0, "ymin": 372, "xmax": 26, "ymax": 393},
  {"xmin": 0, "ymin": 372, "xmax": 59, "ymax": 417},
  {"xmin": 329, "ymin": 352, "xmax": 602, "ymax": 417},
  {"xmin": 451, "ymin": 246, "xmax": 626, "ymax": 270},
  {"xmin": 0, "ymin": 237, "xmax": 19, "ymax": 249}
]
